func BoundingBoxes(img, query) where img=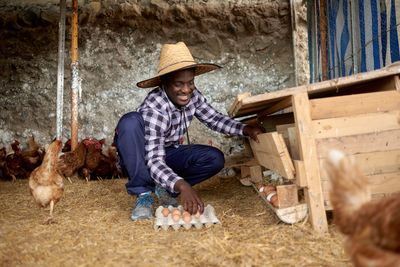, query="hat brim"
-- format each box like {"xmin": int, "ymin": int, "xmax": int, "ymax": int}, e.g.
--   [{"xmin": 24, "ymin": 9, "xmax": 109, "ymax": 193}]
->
[{"xmin": 136, "ymin": 63, "xmax": 221, "ymax": 88}]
